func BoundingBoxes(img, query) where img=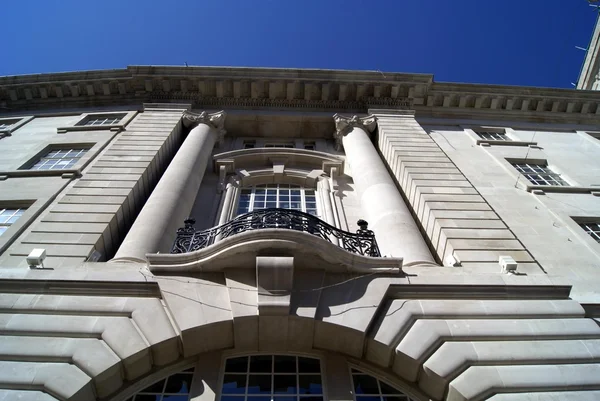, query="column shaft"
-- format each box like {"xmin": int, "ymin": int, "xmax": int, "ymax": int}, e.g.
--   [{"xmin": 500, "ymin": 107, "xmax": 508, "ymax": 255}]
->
[
  {"xmin": 113, "ymin": 112, "xmax": 224, "ymax": 262},
  {"xmin": 338, "ymin": 117, "xmax": 436, "ymax": 265}
]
